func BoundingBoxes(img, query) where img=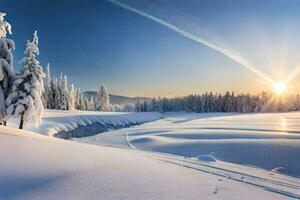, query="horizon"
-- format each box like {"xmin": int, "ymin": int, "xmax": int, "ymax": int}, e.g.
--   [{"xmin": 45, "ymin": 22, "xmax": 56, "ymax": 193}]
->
[
  {"xmin": 1, "ymin": 2, "xmax": 300, "ymax": 198},
  {"xmin": 3, "ymin": 0, "xmax": 300, "ymax": 97}
]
